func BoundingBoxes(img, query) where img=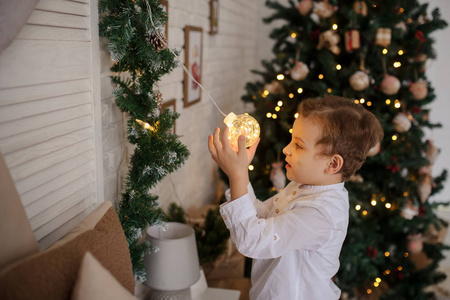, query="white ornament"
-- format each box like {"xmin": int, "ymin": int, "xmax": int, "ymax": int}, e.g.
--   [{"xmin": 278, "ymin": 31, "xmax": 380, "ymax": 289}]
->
[
  {"xmin": 367, "ymin": 142, "xmax": 380, "ymax": 157},
  {"xmin": 224, "ymin": 112, "xmax": 260, "ymax": 150},
  {"xmin": 264, "ymin": 80, "xmax": 285, "ymax": 94},
  {"xmin": 393, "ymin": 113, "xmax": 412, "ymax": 133},
  {"xmin": 401, "ymin": 201, "xmax": 419, "ymax": 220},
  {"xmin": 317, "ymin": 30, "xmax": 341, "ymax": 55},
  {"xmin": 290, "ymin": 61, "xmax": 309, "ymax": 81},
  {"xmin": 314, "ymin": 1, "xmax": 334, "ymax": 19},
  {"xmin": 380, "ymin": 74, "xmax": 401, "ymax": 95},
  {"xmin": 349, "ymin": 71, "xmax": 370, "ymax": 91},
  {"xmin": 270, "ymin": 161, "xmax": 286, "ymax": 192}
]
